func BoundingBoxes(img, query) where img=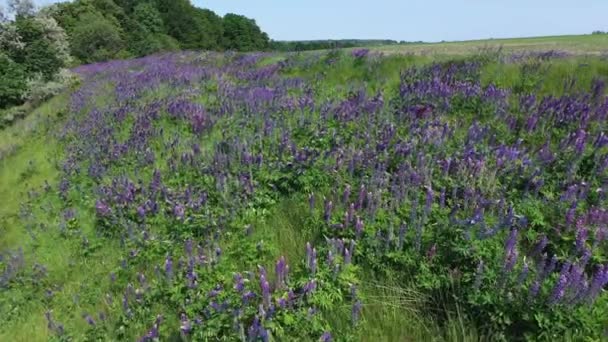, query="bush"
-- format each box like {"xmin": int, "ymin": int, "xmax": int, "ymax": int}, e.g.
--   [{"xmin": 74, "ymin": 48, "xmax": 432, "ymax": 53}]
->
[
  {"xmin": 23, "ymin": 68, "xmax": 78, "ymax": 106},
  {"xmin": 0, "ymin": 54, "xmax": 28, "ymax": 109},
  {"xmin": 70, "ymin": 11, "xmax": 124, "ymax": 63},
  {"xmin": 10, "ymin": 16, "xmax": 64, "ymax": 80}
]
